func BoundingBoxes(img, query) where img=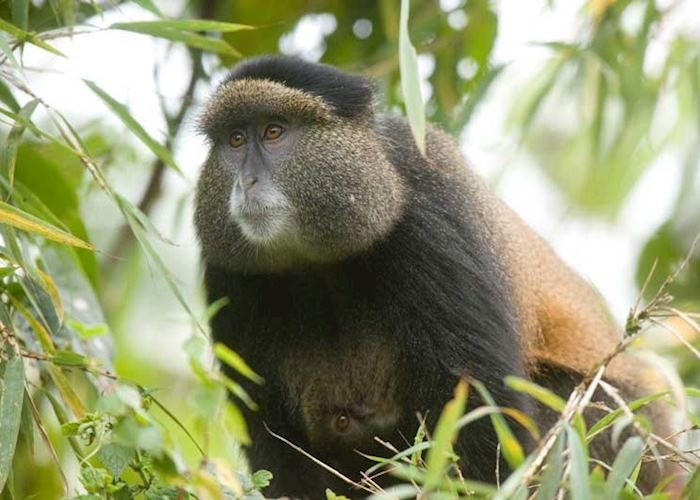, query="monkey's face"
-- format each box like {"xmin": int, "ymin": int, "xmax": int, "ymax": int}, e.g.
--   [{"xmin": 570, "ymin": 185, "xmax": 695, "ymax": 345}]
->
[{"xmin": 195, "ymin": 79, "xmax": 406, "ymax": 272}]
